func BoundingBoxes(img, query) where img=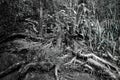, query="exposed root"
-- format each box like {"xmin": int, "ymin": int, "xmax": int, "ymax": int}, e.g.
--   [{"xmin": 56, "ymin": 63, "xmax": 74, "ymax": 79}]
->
[
  {"xmin": 54, "ymin": 50, "xmax": 120, "ymax": 79},
  {"xmin": 0, "ymin": 61, "xmax": 26, "ymax": 78},
  {"xmin": 55, "ymin": 65, "xmax": 60, "ymax": 80},
  {"xmin": 64, "ymin": 57, "xmax": 76, "ymax": 65},
  {"xmin": 75, "ymin": 52, "xmax": 120, "ymax": 79}
]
